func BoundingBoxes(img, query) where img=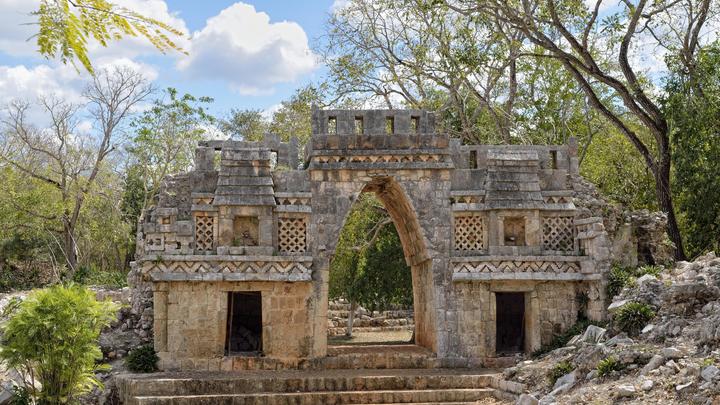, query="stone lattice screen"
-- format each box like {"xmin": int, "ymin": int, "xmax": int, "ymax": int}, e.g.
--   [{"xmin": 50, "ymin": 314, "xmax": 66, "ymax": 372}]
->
[
  {"xmin": 194, "ymin": 215, "xmax": 215, "ymax": 251},
  {"xmin": 278, "ymin": 217, "xmax": 307, "ymax": 253},
  {"xmin": 453, "ymin": 214, "xmax": 485, "ymax": 251},
  {"xmin": 542, "ymin": 216, "xmax": 575, "ymax": 253}
]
